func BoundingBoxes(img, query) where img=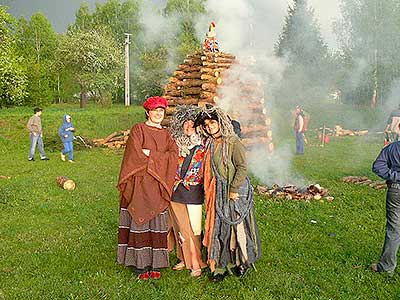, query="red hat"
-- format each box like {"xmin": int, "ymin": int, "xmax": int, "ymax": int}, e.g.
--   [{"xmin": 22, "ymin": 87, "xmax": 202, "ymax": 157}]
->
[{"xmin": 143, "ymin": 96, "xmax": 168, "ymax": 111}]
